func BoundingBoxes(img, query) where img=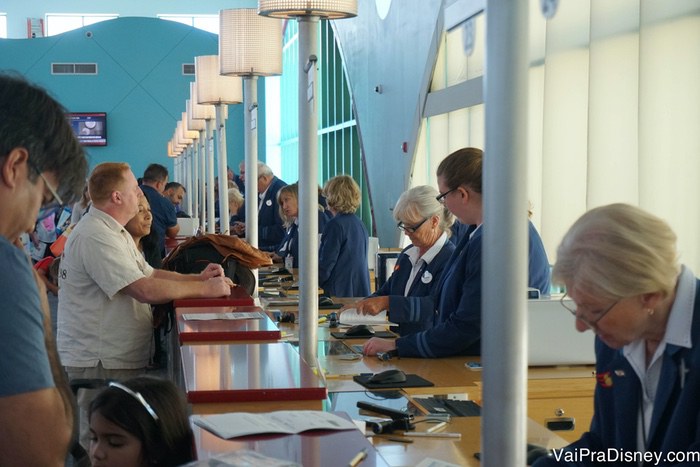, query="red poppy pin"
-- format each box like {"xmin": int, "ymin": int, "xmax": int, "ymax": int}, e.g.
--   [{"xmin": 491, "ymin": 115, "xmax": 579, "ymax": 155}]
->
[
  {"xmin": 596, "ymin": 371, "xmax": 613, "ymax": 388},
  {"xmin": 393, "ymin": 264, "xmax": 400, "ymax": 271}
]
